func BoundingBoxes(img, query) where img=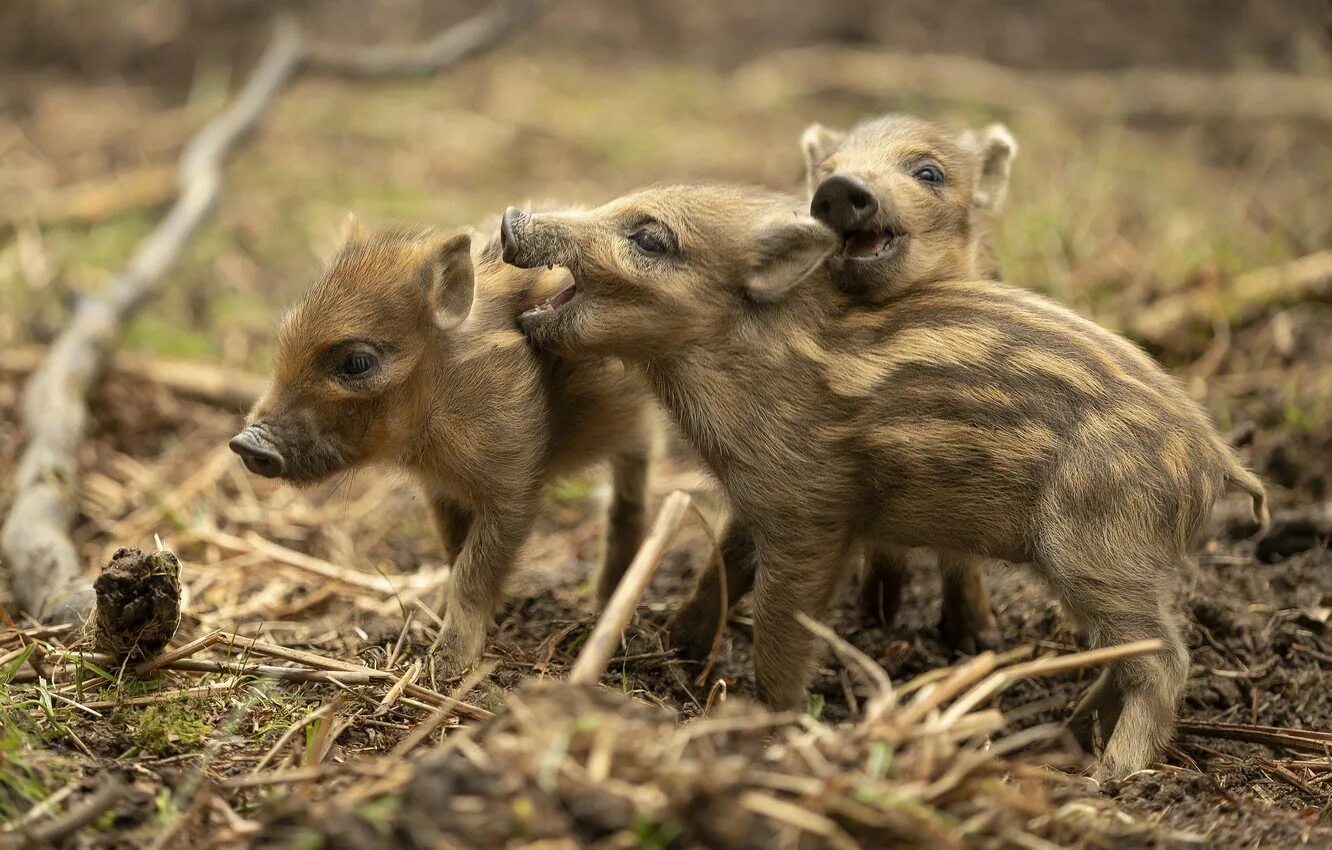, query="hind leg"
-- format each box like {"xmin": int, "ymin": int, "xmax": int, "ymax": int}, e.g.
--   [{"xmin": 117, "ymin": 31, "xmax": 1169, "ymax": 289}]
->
[
  {"xmin": 667, "ymin": 518, "xmax": 758, "ymax": 661},
  {"xmin": 1043, "ymin": 535, "xmax": 1189, "ymax": 779},
  {"xmin": 594, "ymin": 446, "xmax": 649, "ymax": 606},
  {"xmin": 937, "ymin": 551, "xmax": 1001, "ymax": 654},
  {"xmin": 857, "ymin": 545, "xmax": 910, "ymax": 628}
]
